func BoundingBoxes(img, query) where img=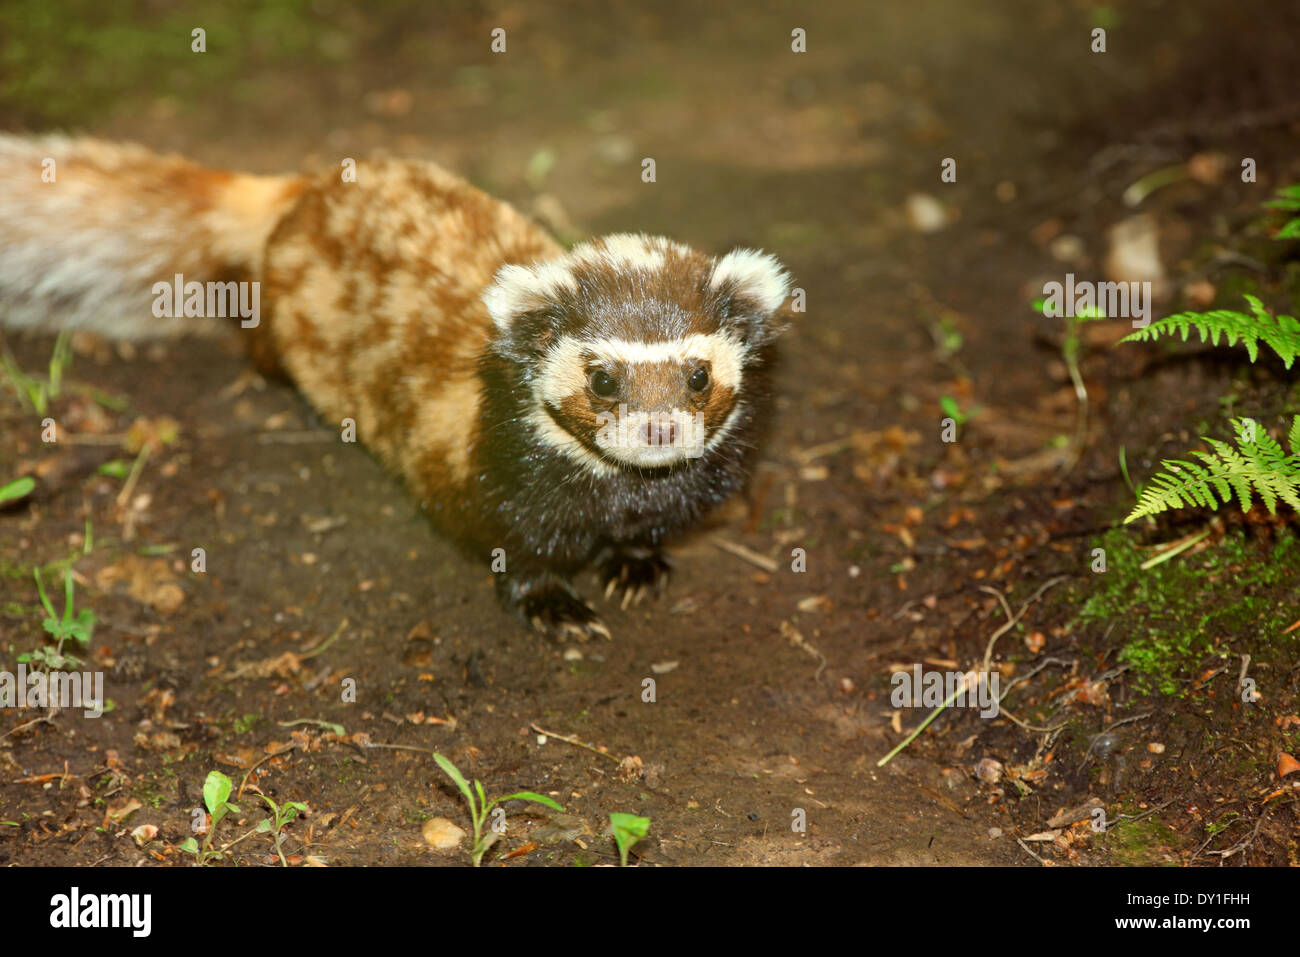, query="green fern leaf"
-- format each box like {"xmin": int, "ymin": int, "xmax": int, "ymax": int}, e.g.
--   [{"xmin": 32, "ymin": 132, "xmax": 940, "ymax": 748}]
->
[
  {"xmin": 1120, "ymin": 296, "xmax": 1300, "ymax": 369},
  {"xmin": 1125, "ymin": 415, "xmax": 1300, "ymax": 522}
]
